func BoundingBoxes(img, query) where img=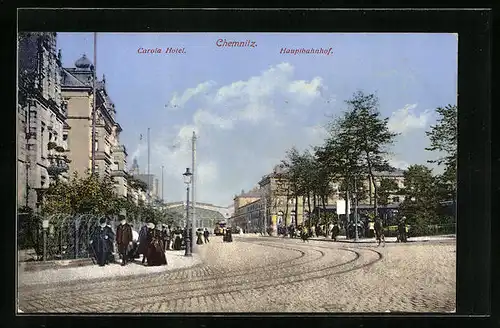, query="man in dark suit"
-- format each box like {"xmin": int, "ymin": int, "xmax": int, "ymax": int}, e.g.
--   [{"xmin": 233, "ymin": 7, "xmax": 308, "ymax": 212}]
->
[
  {"xmin": 116, "ymin": 214, "xmax": 133, "ymax": 266},
  {"xmin": 90, "ymin": 217, "xmax": 114, "ymax": 266}
]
